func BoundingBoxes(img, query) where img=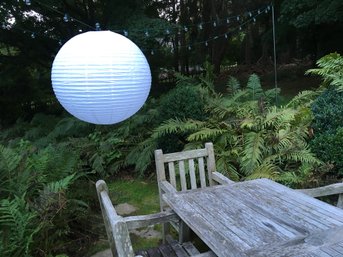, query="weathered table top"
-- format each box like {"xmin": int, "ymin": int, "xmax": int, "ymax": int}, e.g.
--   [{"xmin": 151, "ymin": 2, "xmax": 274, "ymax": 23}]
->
[{"xmin": 163, "ymin": 179, "xmax": 343, "ymax": 257}]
